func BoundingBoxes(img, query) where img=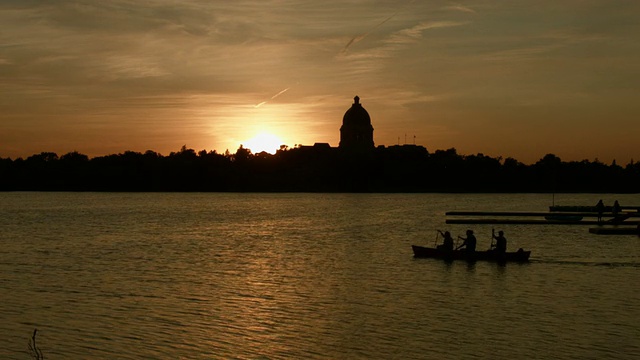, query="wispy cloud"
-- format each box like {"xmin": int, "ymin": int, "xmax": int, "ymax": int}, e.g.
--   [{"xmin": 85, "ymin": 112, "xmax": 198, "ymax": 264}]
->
[
  {"xmin": 337, "ymin": 20, "xmax": 469, "ymax": 74},
  {"xmin": 380, "ymin": 90, "xmax": 449, "ymax": 106},
  {"xmin": 385, "ymin": 21, "xmax": 469, "ymax": 45},
  {"xmin": 101, "ymin": 55, "xmax": 171, "ymax": 80},
  {"xmin": 339, "ymin": 0, "xmax": 424, "ymax": 55},
  {"xmin": 443, "ymin": 4, "xmax": 476, "ymax": 13},
  {"xmin": 479, "ymin": 29, "xmax": 606, "ymax": 62},
  {"xmin": 480, "ymin": 44, "xmax": 562, "ymax": 62}
]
